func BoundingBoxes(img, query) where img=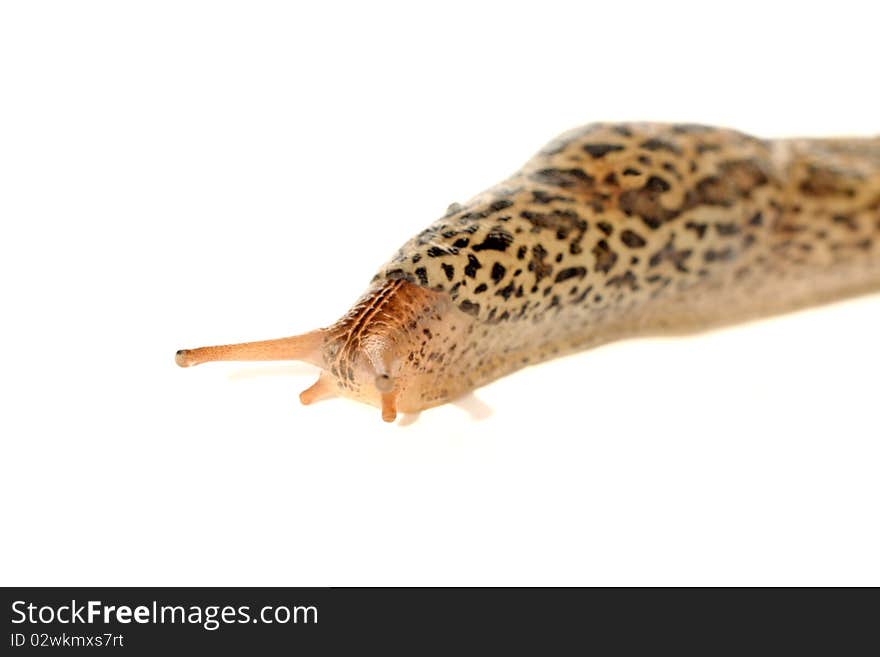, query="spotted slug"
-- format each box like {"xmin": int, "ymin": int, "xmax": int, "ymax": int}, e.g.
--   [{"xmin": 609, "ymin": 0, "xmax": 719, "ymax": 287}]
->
[{"xmin": 176, "ymin": 122, "xmax": 880, "ymax": 421}]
